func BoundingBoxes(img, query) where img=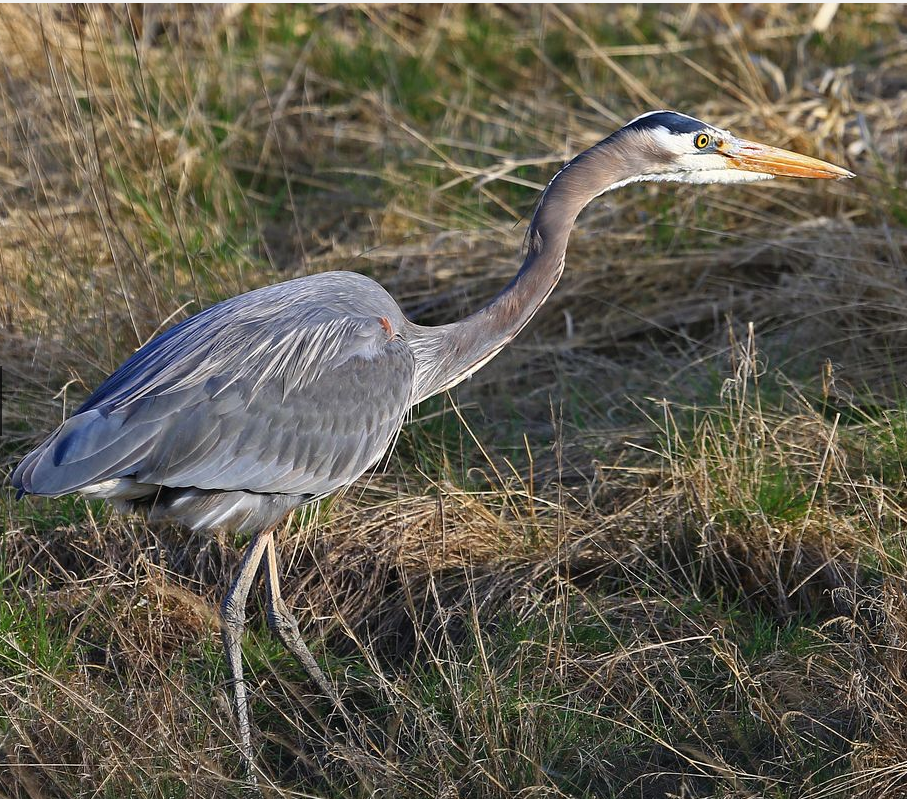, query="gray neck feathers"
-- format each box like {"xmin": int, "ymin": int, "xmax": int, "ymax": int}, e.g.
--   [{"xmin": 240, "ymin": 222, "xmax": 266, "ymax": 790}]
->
[{"xmin": 407, "ymin": 131, "xmax": 665, "ymax": 403}]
